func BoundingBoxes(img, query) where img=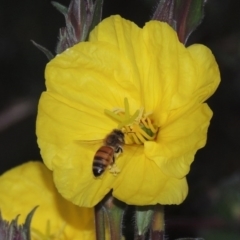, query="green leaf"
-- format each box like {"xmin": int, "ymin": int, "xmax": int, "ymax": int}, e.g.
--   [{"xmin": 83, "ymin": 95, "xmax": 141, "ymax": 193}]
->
[
  {"xmin": 55, "ymin": 0, "xmax": 104, "ymax": 54},
  {"xmin": 31, "ymin": 40, "xmax": 54, "ymax": 60},
  {"xmin": 23, "ymin": 206, "xmax": 38, "ymax": 239},
  {"xmin": 135, "ymin": 206, "xmax": 154, "ymax": 236},
  {"xmin": 151, "ymin": 0, "xmax": 176, "ymax": 30},
  {"xmin": 152, "ymin": 0, "xmax": 207, "ymax": 44},
  {"xmin": 174, "ymin": 0, "xmax": 207, "ymax": 44},
  {"xmin": 88, "ymin": 0, "xmax": 104, "ymax": 35},
  {"xmin": 51, "ymin": 1, "xmax": 68, "ymax": 16},
  {"xmin": 55, "ymin": 0, "xmax": 93, "ymax": 53},
  {"xmin": 0, "ymin": 206, "xmax": 38, "ymax": 240}
]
